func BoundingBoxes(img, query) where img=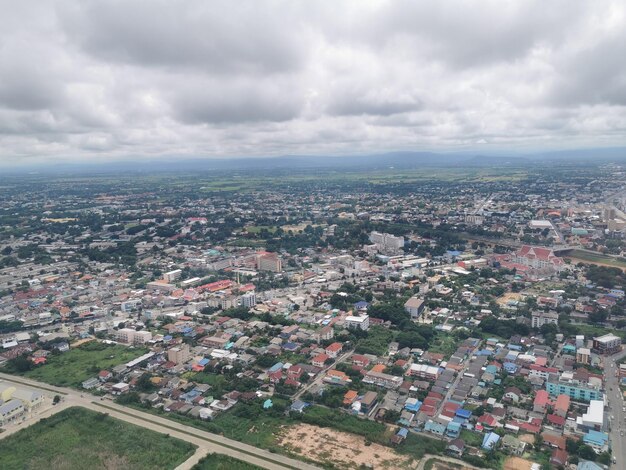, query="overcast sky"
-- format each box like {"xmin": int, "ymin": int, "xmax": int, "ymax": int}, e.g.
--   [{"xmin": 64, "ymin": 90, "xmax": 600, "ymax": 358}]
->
[{"xmin": 1, "ymin": 0, "xmax": 625, "ymax": 165}]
